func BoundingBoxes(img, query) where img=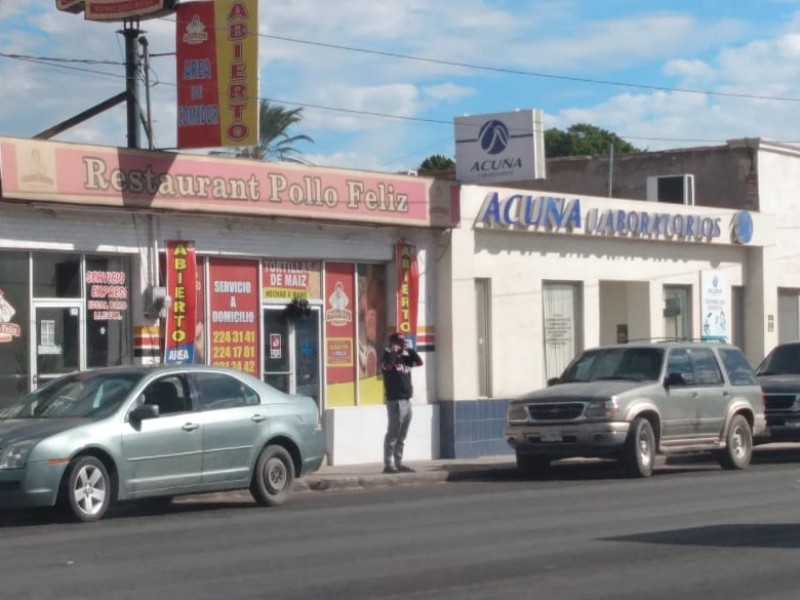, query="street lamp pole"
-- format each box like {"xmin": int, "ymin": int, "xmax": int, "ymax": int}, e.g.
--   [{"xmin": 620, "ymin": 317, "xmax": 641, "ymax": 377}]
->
[{"xmin": 122, "ymin": 19, "xmax": 142, "ymax": 150}]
